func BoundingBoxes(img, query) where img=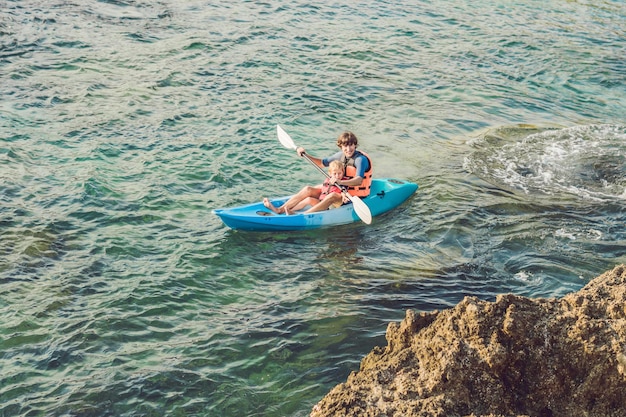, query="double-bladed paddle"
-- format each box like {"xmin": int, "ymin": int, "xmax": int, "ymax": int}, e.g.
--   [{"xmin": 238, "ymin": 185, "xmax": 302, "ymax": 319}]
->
[{"xmin": 276, "ymin": 124, "xmax": 373, "ymax": 225}]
